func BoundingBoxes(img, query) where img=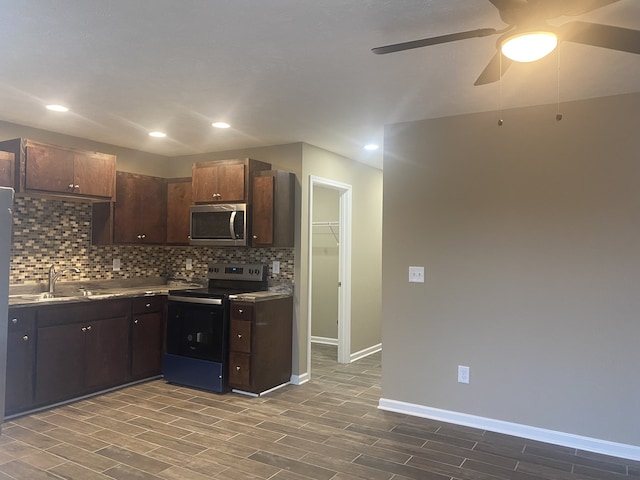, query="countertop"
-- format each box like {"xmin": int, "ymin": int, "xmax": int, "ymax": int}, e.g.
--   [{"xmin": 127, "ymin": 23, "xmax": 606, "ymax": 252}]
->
[{"xmin": 8, "ymin": 278, "xmax": 293, "ymax": 307}]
